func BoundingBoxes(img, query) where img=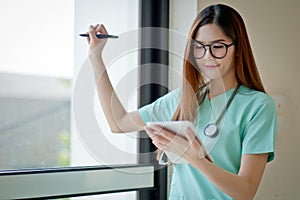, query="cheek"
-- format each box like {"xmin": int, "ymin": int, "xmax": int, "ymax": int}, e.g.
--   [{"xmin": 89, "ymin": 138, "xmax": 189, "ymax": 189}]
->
[
  {"xmin": 222, "ymin": 51, "xmax": 236, "ymax": 69},
  {"xmin": 194, "ymin": 59, "xmax": 205, "ymax": 70},
  {"xmin": 228, "ymin": 48, "xmax": 236, "ymax": 62},
  {"xmin": 189, "ymin": 59, "xmax": 202, "ymax": 72}
]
